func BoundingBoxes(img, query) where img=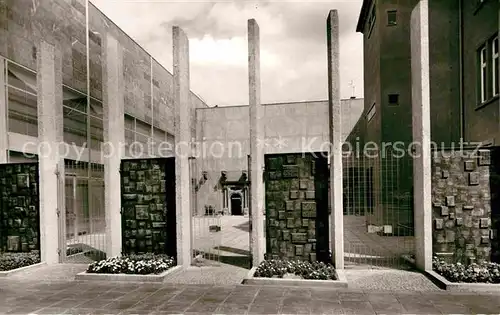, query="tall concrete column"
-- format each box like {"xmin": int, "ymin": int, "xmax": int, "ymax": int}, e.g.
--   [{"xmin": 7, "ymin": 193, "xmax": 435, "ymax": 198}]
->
[
  {"xmin": 248, "ymin": 19, "xmax": 265, "ymax": 266},
  {"xmin": 327, "ymin": 10, "xmax": 344, "ymax": 269},
  {"xmin": 173, "ymin": 26, "xmax": 192, "ymax": 268},
  {"xmin": 37, "ymin": 41, "xmax": 64, "ymax": 264},
  {"xmin": 411, "ymin": 0, "xmax": 432, "ymax": 271},
  {"xmin": 103, "ymin": 34, "xmax": 125, "ymax": 258},
  {"xmin": 0, "ymin": 58, "xmax": 8, "ymax": 162}
]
